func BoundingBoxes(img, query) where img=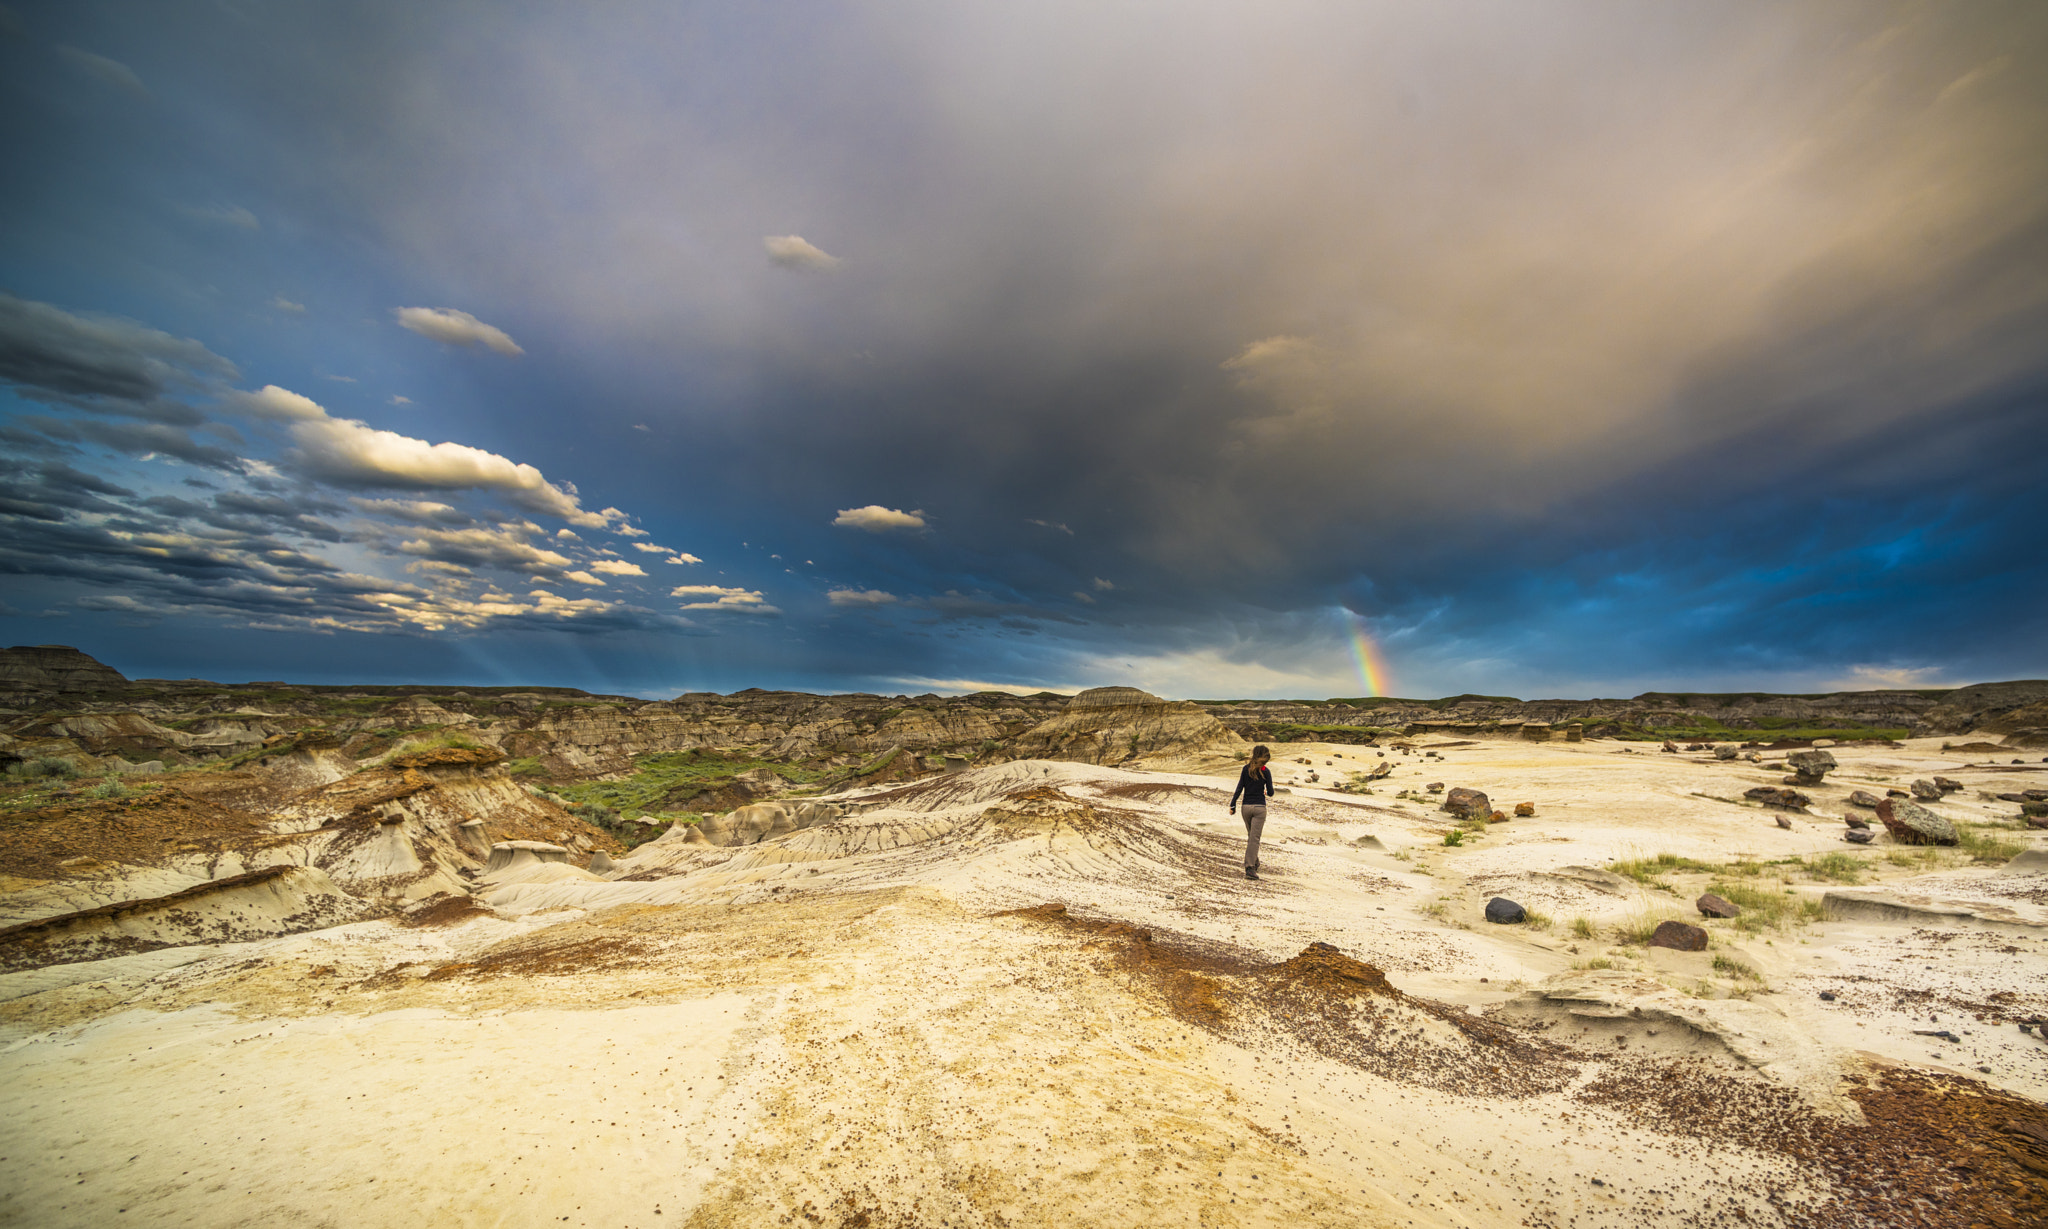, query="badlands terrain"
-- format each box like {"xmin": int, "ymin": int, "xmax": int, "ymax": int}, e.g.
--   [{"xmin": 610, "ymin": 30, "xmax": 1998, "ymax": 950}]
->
[{"xmin": 1, "ymin": 648, "xmax": 2045, "ymax": 1228}]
